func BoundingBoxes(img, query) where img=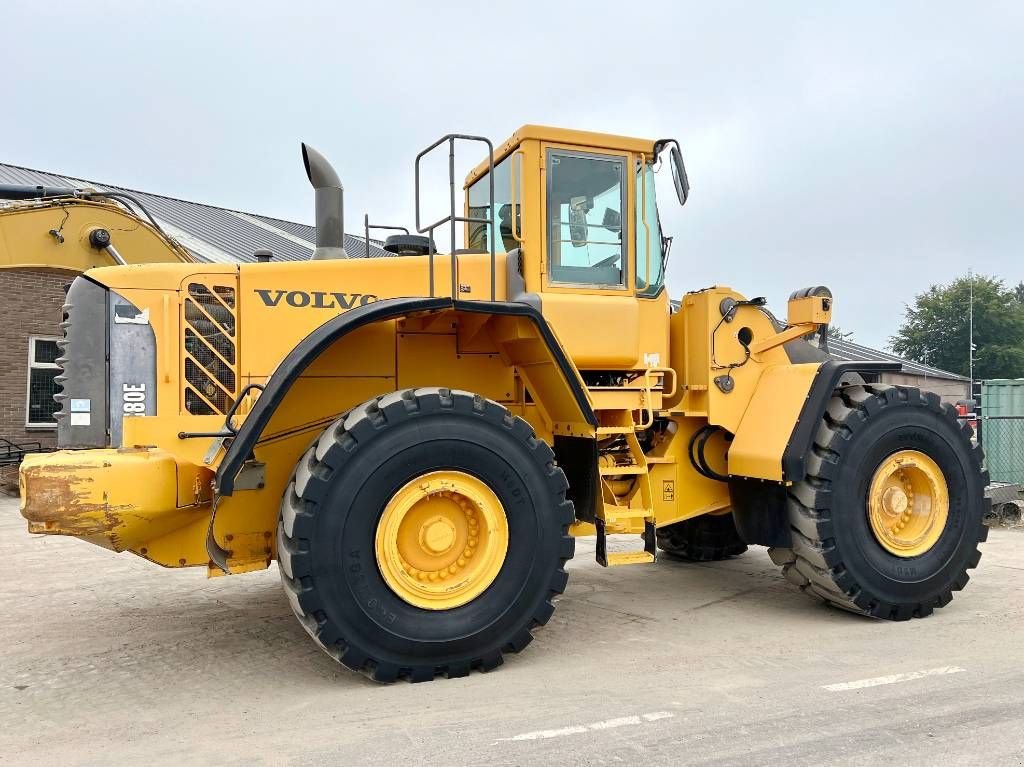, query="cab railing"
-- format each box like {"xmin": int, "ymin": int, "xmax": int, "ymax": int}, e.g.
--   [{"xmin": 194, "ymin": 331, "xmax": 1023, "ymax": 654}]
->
[{"xmin": 414, "ymin": 134, "xmax": 496, "ymax": 301}]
